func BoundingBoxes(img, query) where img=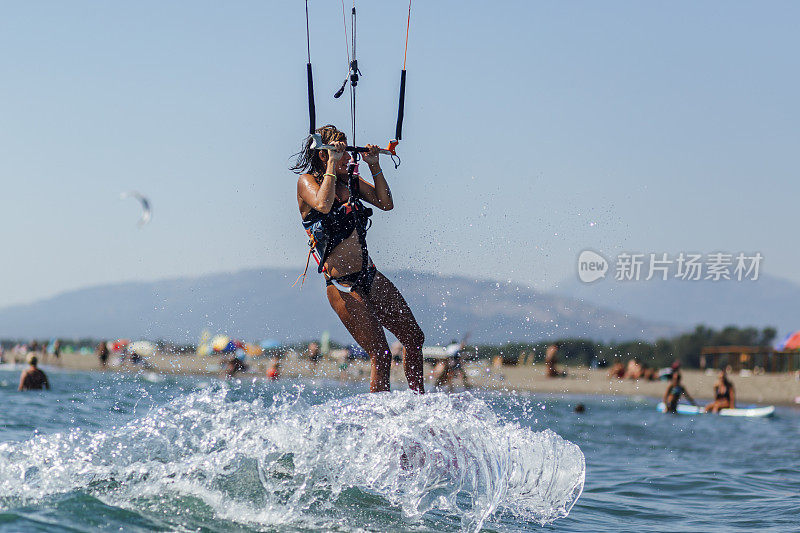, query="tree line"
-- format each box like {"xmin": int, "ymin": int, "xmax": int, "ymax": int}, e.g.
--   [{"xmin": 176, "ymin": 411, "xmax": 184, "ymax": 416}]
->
[{"xmin": 473, "ymin": 325, "xmax": 778, "ymax": 369}]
